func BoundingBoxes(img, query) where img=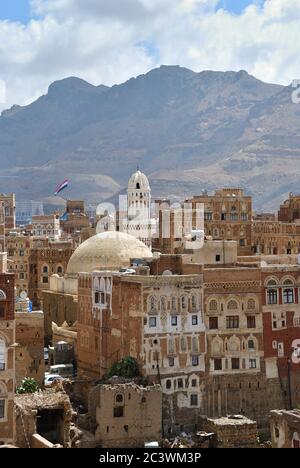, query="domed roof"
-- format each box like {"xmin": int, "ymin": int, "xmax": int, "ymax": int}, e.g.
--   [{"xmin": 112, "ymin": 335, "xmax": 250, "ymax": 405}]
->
[
  {"xmin": 67, "ymin": 231, "xmax": 152, "ymax": 275},
  {"xmin": 128, "ymin": 170, "xmax": 150, "ymax": 191}
]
